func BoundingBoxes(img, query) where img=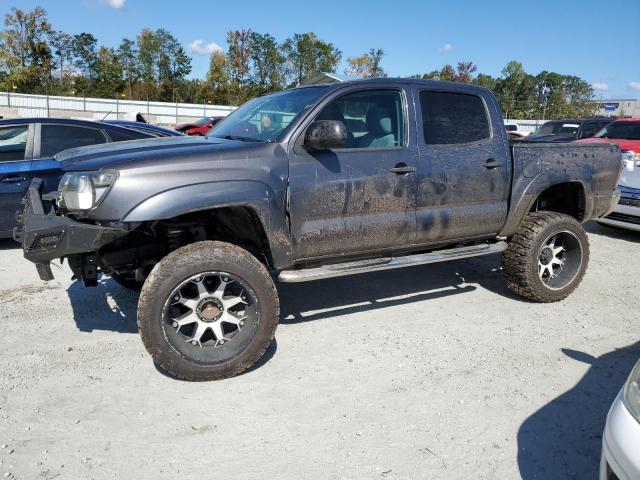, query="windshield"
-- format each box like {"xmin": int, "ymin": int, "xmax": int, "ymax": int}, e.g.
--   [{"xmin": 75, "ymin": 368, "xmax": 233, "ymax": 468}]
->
[
  {"xmin": 208, "ymin": 86, "xmax": 330, "ymax": 142},
  {"xmin": 195, "ymin": 117, "xmax": 212, "ymax": 126},
  {"xmin": 534, "ymin": 121, "xmax": 580, "ymax": 136},
  {"xmin": 594, "ymin": 122, "xmax": 640, "ymax": 140}
]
